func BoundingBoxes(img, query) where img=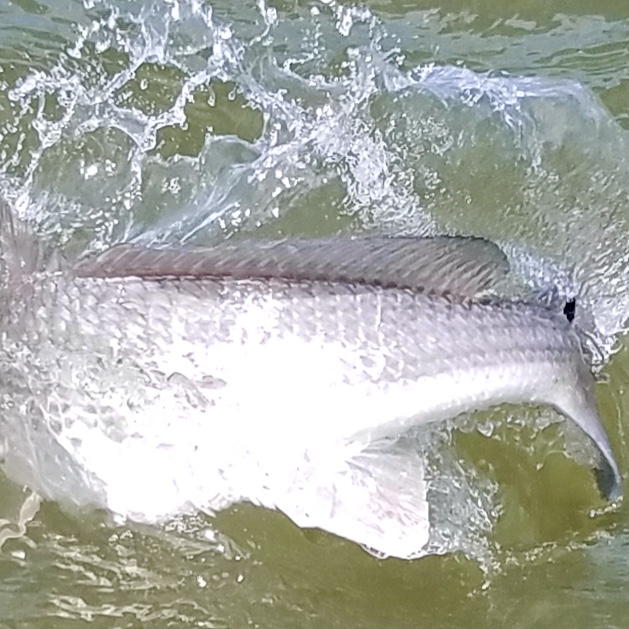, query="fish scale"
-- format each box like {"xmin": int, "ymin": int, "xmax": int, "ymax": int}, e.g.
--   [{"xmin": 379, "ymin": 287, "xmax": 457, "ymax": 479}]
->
[
  {"xmin": 0, "ymin": 216, "xmax": 621, "ymax": 558},
  {"xmin": 0, "ymin": 274, "xmax": 615, "ymax": 459}
]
